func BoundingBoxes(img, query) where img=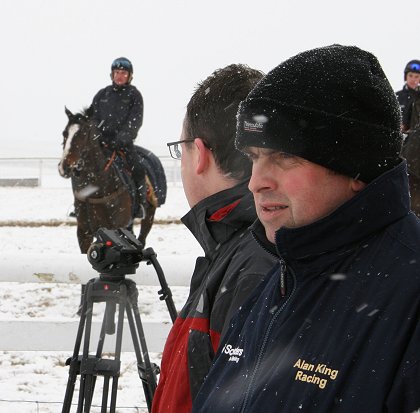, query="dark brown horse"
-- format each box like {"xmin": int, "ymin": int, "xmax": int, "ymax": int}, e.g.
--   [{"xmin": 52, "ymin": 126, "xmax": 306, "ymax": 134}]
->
[{"xmin": 58, "ymin": 107, "xmax": 166, "ymax": 253}]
